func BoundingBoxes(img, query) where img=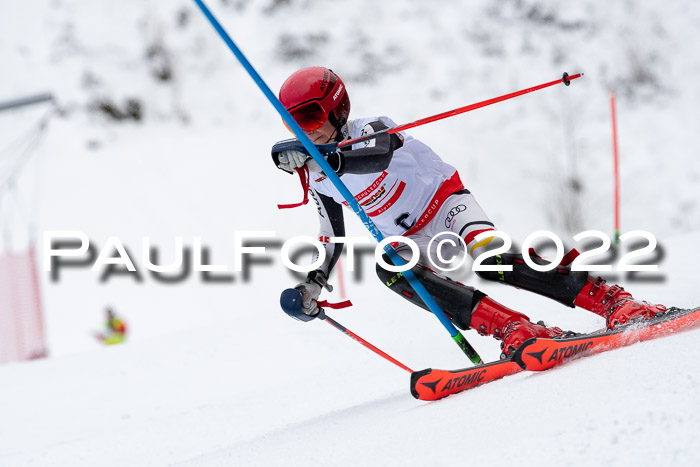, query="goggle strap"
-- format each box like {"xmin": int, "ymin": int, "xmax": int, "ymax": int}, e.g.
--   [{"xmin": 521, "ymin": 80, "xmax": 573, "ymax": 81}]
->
[
  {"xmin": 319, "ymin": 78, "xmax": 344, "ymax": 114},
  {"xmin": 282, "ymin": 77, "xmax": 344, "ymax": 132}
]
